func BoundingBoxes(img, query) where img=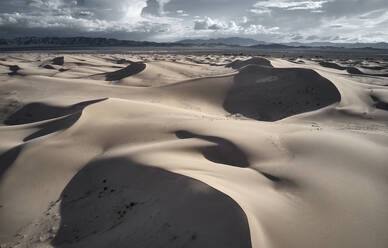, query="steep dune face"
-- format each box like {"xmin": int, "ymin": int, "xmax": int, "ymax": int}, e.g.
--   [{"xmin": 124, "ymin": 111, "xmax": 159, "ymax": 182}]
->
[
  {"xmin": 96, "ymin": 62, "xmax": 146, "ymax": 81},
  {"xmin": 175, "ymin": 130, "xmax": 250, "ymax": 168},
  {"xmin": 53, "ymin": 157, "xmax": 251, "ymax": 248},
  {"xmin": 4, "ymin": 99, "xmax": 106, "ymax": 125},
  {"xmin": 224, "ymin": 65, "xmax": 341, "ymax": 121},
  {"xmin": 1, "ymin": 54, "xmax": 388, "ymax": 248}
]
